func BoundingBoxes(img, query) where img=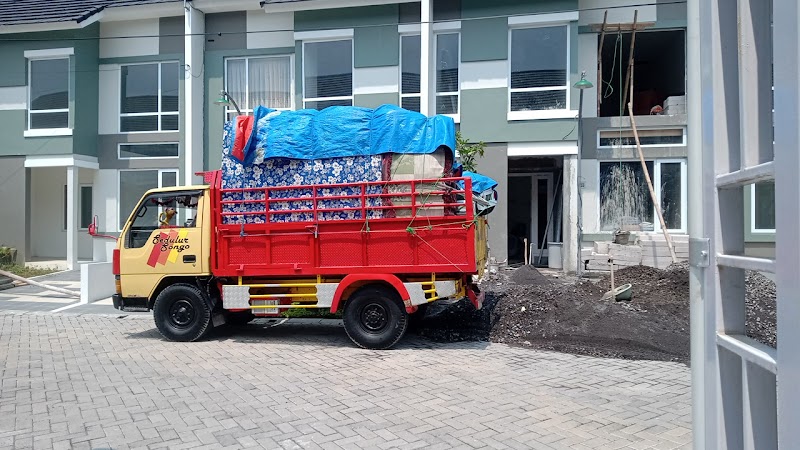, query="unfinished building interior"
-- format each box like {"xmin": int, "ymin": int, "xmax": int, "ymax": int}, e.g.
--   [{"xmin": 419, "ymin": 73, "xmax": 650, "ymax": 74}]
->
[
  {"xmin": 598, "ymin": 29, "xmax": 686, "ymax": 117},
  {"xmin": 507, "ymin": 157, "xmax": 563, "ymax": 266}
]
